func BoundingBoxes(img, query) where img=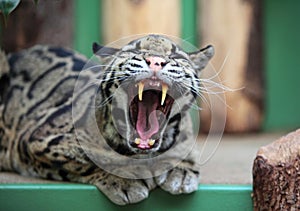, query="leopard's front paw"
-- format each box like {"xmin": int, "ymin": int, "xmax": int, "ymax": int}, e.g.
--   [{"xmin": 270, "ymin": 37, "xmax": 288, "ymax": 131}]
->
[
  {"xmin": 156, "ymin": 168, "xmax": 199, "ymax": 194},
  {"xmin": 97, "ymin": 176, "xmax": 156, "ymax": 205}
]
